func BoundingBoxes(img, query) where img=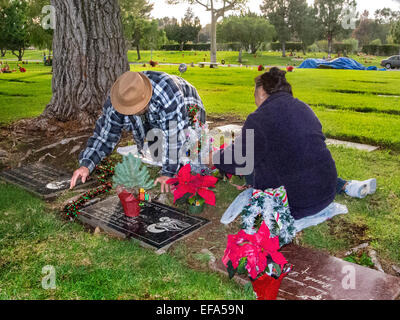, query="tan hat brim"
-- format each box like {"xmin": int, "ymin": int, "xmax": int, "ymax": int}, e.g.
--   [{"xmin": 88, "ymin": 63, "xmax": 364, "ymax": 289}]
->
[{"xmin": 110, "ymin": 72, "xmax": 153, "ymax": 116}]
